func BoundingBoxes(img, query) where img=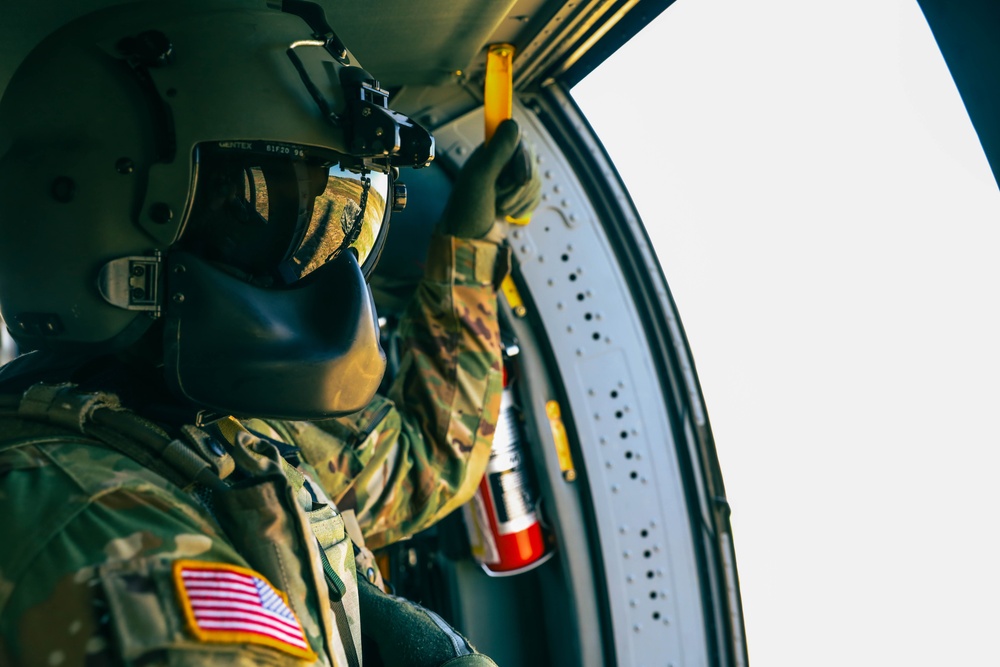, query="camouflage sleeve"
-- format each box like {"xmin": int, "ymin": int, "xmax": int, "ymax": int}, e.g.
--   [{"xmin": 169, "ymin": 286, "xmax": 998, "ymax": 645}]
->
[
  {"xmin": 0, "ymin": 433, "xmax": 255, "ymax": 666},
  {"xmin": 263, "ymin": 234, "xmax": 506, "ymax": 550}
]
